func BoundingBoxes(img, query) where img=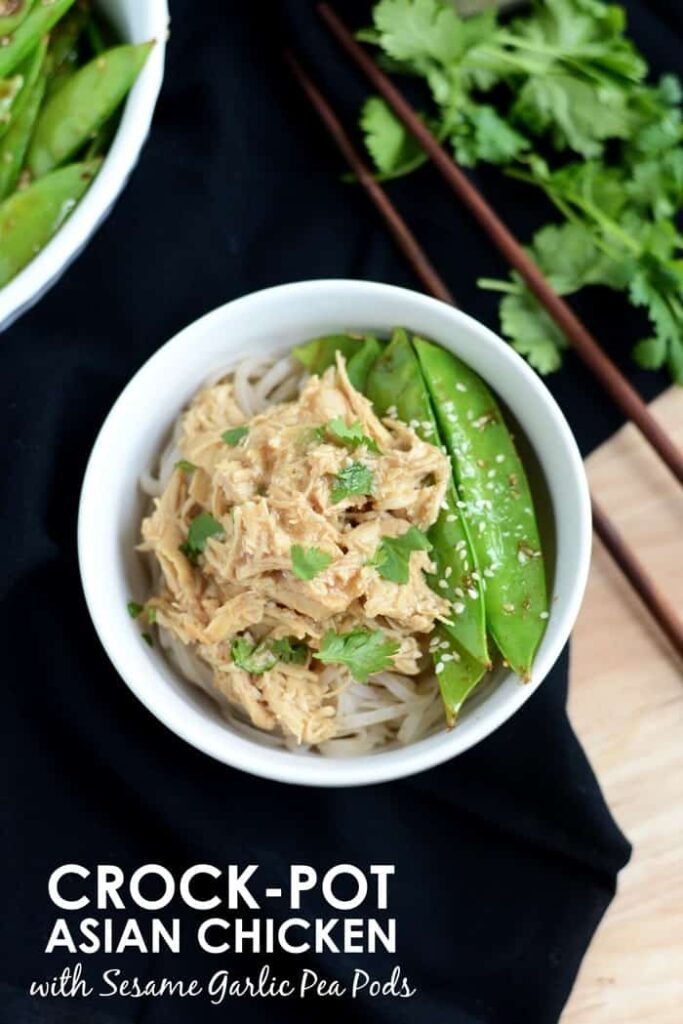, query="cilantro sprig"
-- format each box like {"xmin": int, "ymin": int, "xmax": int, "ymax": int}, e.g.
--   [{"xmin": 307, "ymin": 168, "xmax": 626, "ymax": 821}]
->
[
  {"xmin": 330, "ymin": 462, "xmax": 375, "ymax": 504},
  {"xmin": 231, "ymin": 635, "xmax": 310, "ymax": 674},
  {"xmin": 316, "ymin": 628, "xmax": 399, "ymax": 683},
  {"xmin": 357, "ymin": 0, "xmax": 683, "ymax": 382},
  {"xmin": 291, "ymin": 545, "xmax": 333, "ymax": 581},
  {"xmin": 327, "ymin": 417, "xmax": 381, "ymax": 453},
  {"xmin": 222, "ymin": 426, "xmax": 249, "ymax": 447},
  {"xmin": 370, "ymin": 526, "xmax": 432, "ymax": 585},
  {"xmin": 179, "ymin": 512, "xmax": 225, "ymax": 564}
]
